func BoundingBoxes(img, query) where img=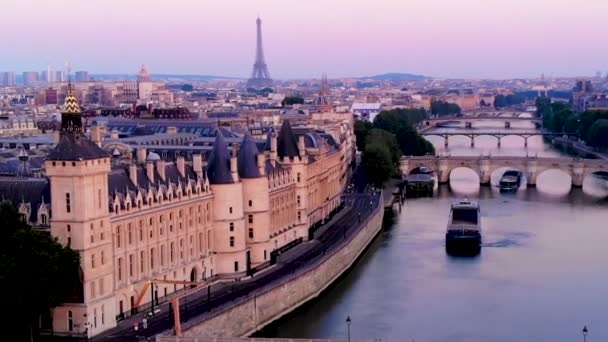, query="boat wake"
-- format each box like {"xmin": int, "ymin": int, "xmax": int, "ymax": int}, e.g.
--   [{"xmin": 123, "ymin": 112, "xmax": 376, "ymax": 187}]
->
[{"xmin": 482, "ymin": 232, "xmax": 530, "ymax": 248}]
